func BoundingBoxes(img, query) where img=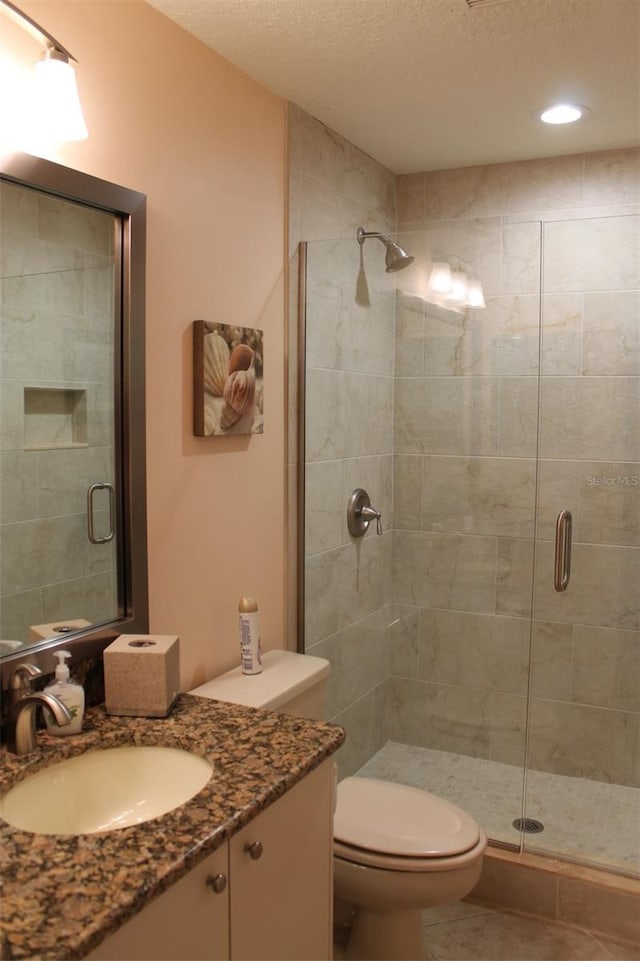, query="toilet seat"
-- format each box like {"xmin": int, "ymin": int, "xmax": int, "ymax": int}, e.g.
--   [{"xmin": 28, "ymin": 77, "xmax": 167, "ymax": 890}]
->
[{"xmin": 334, "ymin": 777, "xmax": 481, "ymax": 862}]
